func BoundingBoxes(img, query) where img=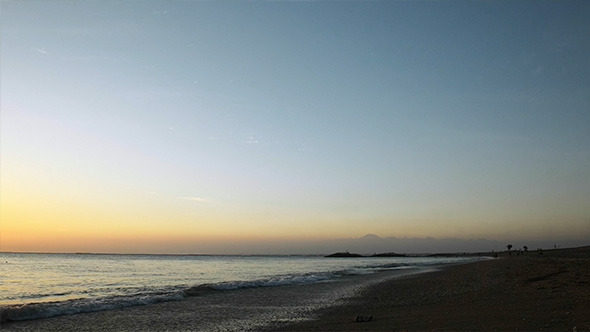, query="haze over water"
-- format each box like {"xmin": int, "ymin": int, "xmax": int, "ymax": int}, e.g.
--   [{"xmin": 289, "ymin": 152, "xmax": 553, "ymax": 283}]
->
[{"xmin": 1, "ymin": 1, "xmax": 589, "ymax": 254}]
